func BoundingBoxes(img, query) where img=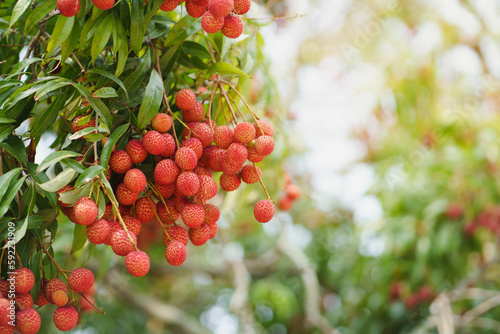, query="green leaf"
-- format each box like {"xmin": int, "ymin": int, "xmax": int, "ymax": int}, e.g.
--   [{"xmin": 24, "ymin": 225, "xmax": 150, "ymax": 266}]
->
[
  {"xmin": 0, "ymin": 136, "xmax": 27, "ymax": 167},
  {"xmin": 130, "ymin": 0, "xmax": 145, "ymax": 55},
  {"xmin": 92, "ymin": 87, "xmax": 118, "ymax": 98},
  {"xmin": 25, "ymin": 0, "xmax": 56, "ymax": 34},
  {"xmin": 47, "ymin": 16, "xmax": 75, "ymax": 56},
  {"xmin": 100, "ymin": 123, "xmax": 129, "ymax": 168},
  {"xmin": 37, "ymin": 168, "xmax": 76, "ymax": 192},
  {"xmin": 75, "ymin": 165, "xmax": 105, "ymax": 188},
  {"xmin": 34, "ymin": 81, "xmax": 71, "ymax": 101},
  {"xmin": 88, "ymin": 68, "xmax": 129, "ymax": 101},
  {"xmin": 68, "ymin": 126, "xmax": 99, "ymax": 140},
  {"xmin": 164, "ymin": 15, "xmax": 201, "ymax": 47},
  {"xmin": 0, "ymin": 176, "xmax": 27, "ymax": 217},
  {"xmin": 37, "ymin": 150, "xmax": 82, "ymax": 173},
  {"xmin": 0, "ymin": 117, "xmax": 16, "ymax": 124},
  {"xmin": 9, "ymin": 0, "xmax": 32, "ymax": 29},
  {"xmin": 115, "ymin": 20, "xmax": 129, "ymax": 76},
  {"xmin": 87, "ymin": 97, "xmax": 112, "ymax": 127},
  {"xmin": 208, "ymin": 62, "xmax": 249, "ymax": 77},
  {"xmin": 71, "ymin": 224, "xmax": 87, "ymax": 253},
  {"xmin": 60, "ymin": 158, "xmax": 86, "ymax": 173},
  {"xmin": 80, "ymin": 11, "xmax": 106, "ymax": 50},
  {"xmin": 160, "ymin": 43, "xmax": 182, "ymax": 74},
  {"xmin": 182, "ymin": 41, "xmax": 212, "ymax": 59},
  {"xmin": 137, "ymin": 70, "xmax": 163, "ymax": 129},
  {"xmin": 13, "ymin": 215, "xmax": 29, "ymax": 246},
  {"xmin": 58, "ymin": 182, "xmax": 91, "ymax": 206},
  {"xmin": 30, "ymin": 93, "xmax": 66, "ymax": 138},
  {"xmin": 0, "ymin": 125, "xmax": 14, "ymax": 145},
  {"xmin": 0, "ymin": 168, "xmax": 22, "ymax": 203},
  {"xmin": 91, "ymin": 14, "xmax": 114, "ymax": 63},
  {"xmin": 61, "ymin": 18, "xmax": 84, "ymax": 64},
  {"xmin": 20, "ymin": 183, "xmax": 36, "ymax": 218}
]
